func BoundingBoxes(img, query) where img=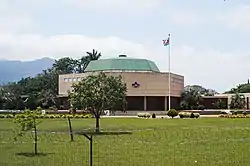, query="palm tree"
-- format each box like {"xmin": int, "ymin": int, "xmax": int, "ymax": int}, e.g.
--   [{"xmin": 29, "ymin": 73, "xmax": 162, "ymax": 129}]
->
[
  {"xmin": 76, "ymin": 49, "xmax": 102, "ymax": 73},
  {"xmin": 86, "ymin": 49, "xmax": 102, "ymax": 61}
]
